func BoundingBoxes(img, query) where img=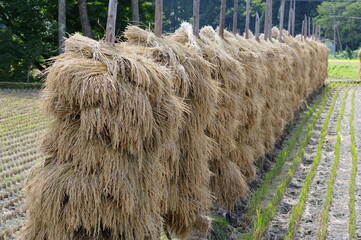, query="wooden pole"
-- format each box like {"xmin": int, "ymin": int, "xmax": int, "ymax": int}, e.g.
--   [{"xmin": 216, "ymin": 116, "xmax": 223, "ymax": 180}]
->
[
  {"xmin": 337, "ymin": 25, "xmax": 342, "ymax": 52},
  {"xmin": 255, "ymin": 12, "xmax": 260, "ymax": 40},
  {"xmin": 268, "ymin": 0, "xmax": 273, "ymax": 40},
  {"xmin": 318, "ymin": 25, "xmax": 321, "ymax": 39},
  {"xmin": 154, "ymin": 0, "xmax": 163, "ymax": 37},
  {"xmin": 312, "ymin": 21, "xmax": 315, "ymax": 37},
  {"xmin": 308, "ymin": 16, "xmax": 311, "ymax": 37},
  {"xmin": 333, "ymin": 15, "xmax": 337, "ymax": 51},
  {"xmin": 292, "ymin": 0, "xmax": 296, "ymax": 36},
  {"xmin": 131, "ymin": 0, "xmax": 140, "ymax": 26},
  {"xmin": 193, "ymin": 0, "xmax": 200, "ymax": 36},
  {"xmin": 301, "ymin": 20, "xmax": 304, "ymax": 37},
  {"xmin": 245, "ymin": 0, "xmax": 250, "ymax": 38},
  {"xmin": 219, "ymin": 0, "xmax": 227, "ymax": 38},
  {"xmin": 304, "ymin": 15, "xmax": 307, "ymax": 37},
  {"xmin": 287, "ymin": 1, "xmax": 292, "ymax": 35},
  {"xmin": 106, "ymin": 0, "xmax": 117, "ymax": 45},
  {"xmin": 233, "ymin": 0, "xmax": 239, "ymax": 34},
  {"xmin": 278, "ymin": 0, "xmax": 285, "ymax": 41},
  {"xmin": 264, "ymin": 0, "xmax": 269, "ymax": 40},
  {"xmin": 58, "ymin": 0, "xmax": 66, "ymax": 53}
]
